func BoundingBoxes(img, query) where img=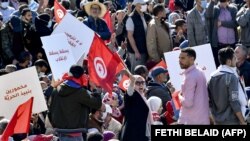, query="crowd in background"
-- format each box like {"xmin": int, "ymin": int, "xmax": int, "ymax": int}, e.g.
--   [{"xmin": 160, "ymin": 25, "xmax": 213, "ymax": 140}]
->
[{"xmin": 0, "ymin": 0, "xmax": 250, "ymax": 141}]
